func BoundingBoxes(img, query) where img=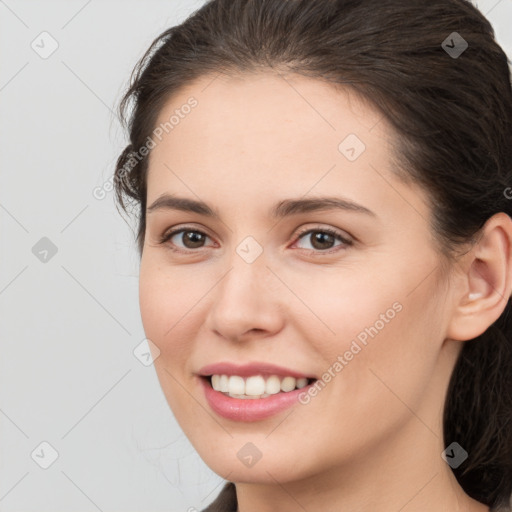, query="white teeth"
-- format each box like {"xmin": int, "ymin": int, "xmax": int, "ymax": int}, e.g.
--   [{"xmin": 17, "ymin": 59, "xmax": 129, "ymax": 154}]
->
[
  {"xmin": 228, "ymin": 375, "xmax": 245, "ymax": 395},
  {"xmin": 296, "ymin": 377, "xmax": 308, "ymax": 389},
  {"xmin": 265, "ymin": 375, "xmax": 281, "ymax": 395},
  {"xmin": 209, "ymin": 374, "xmax": 313, "ymax": 397},
  {"xmin": 245, "ymin": 375, "xmax": 266, "ymax": 396},
  {"xmin": 280, "ymin": 376, "xmax": 296, "ymax": 392},
  {"xmin": 219, "ymin": 375, "xmax": 229, "ymax": 392}
]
